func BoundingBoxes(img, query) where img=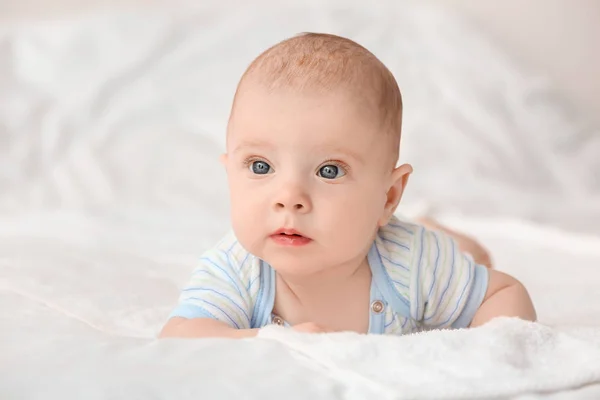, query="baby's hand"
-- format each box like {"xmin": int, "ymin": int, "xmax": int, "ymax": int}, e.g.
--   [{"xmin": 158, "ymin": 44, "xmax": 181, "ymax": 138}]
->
[{"xmin": 292, "ymin": 322, "xmax": 334, "ymax": 334}]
